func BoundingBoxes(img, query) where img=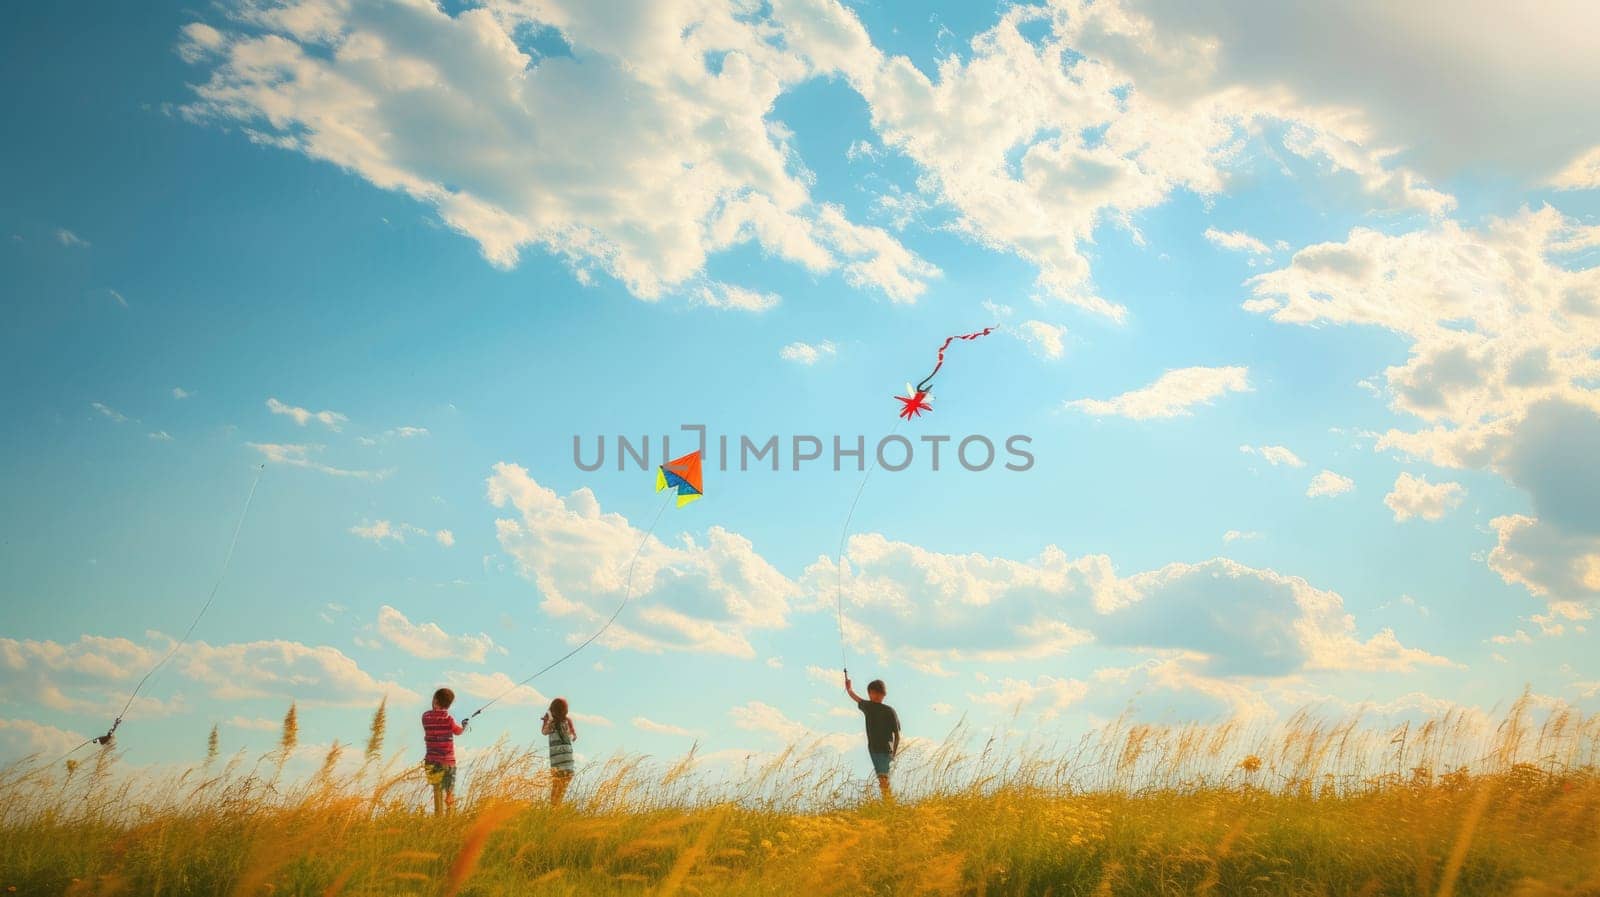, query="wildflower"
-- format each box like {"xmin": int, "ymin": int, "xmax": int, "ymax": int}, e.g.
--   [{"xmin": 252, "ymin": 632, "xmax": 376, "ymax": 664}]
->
[{"xmin": 1240, "ymin": 755, "xmax": 1262, "ymax": 774}]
